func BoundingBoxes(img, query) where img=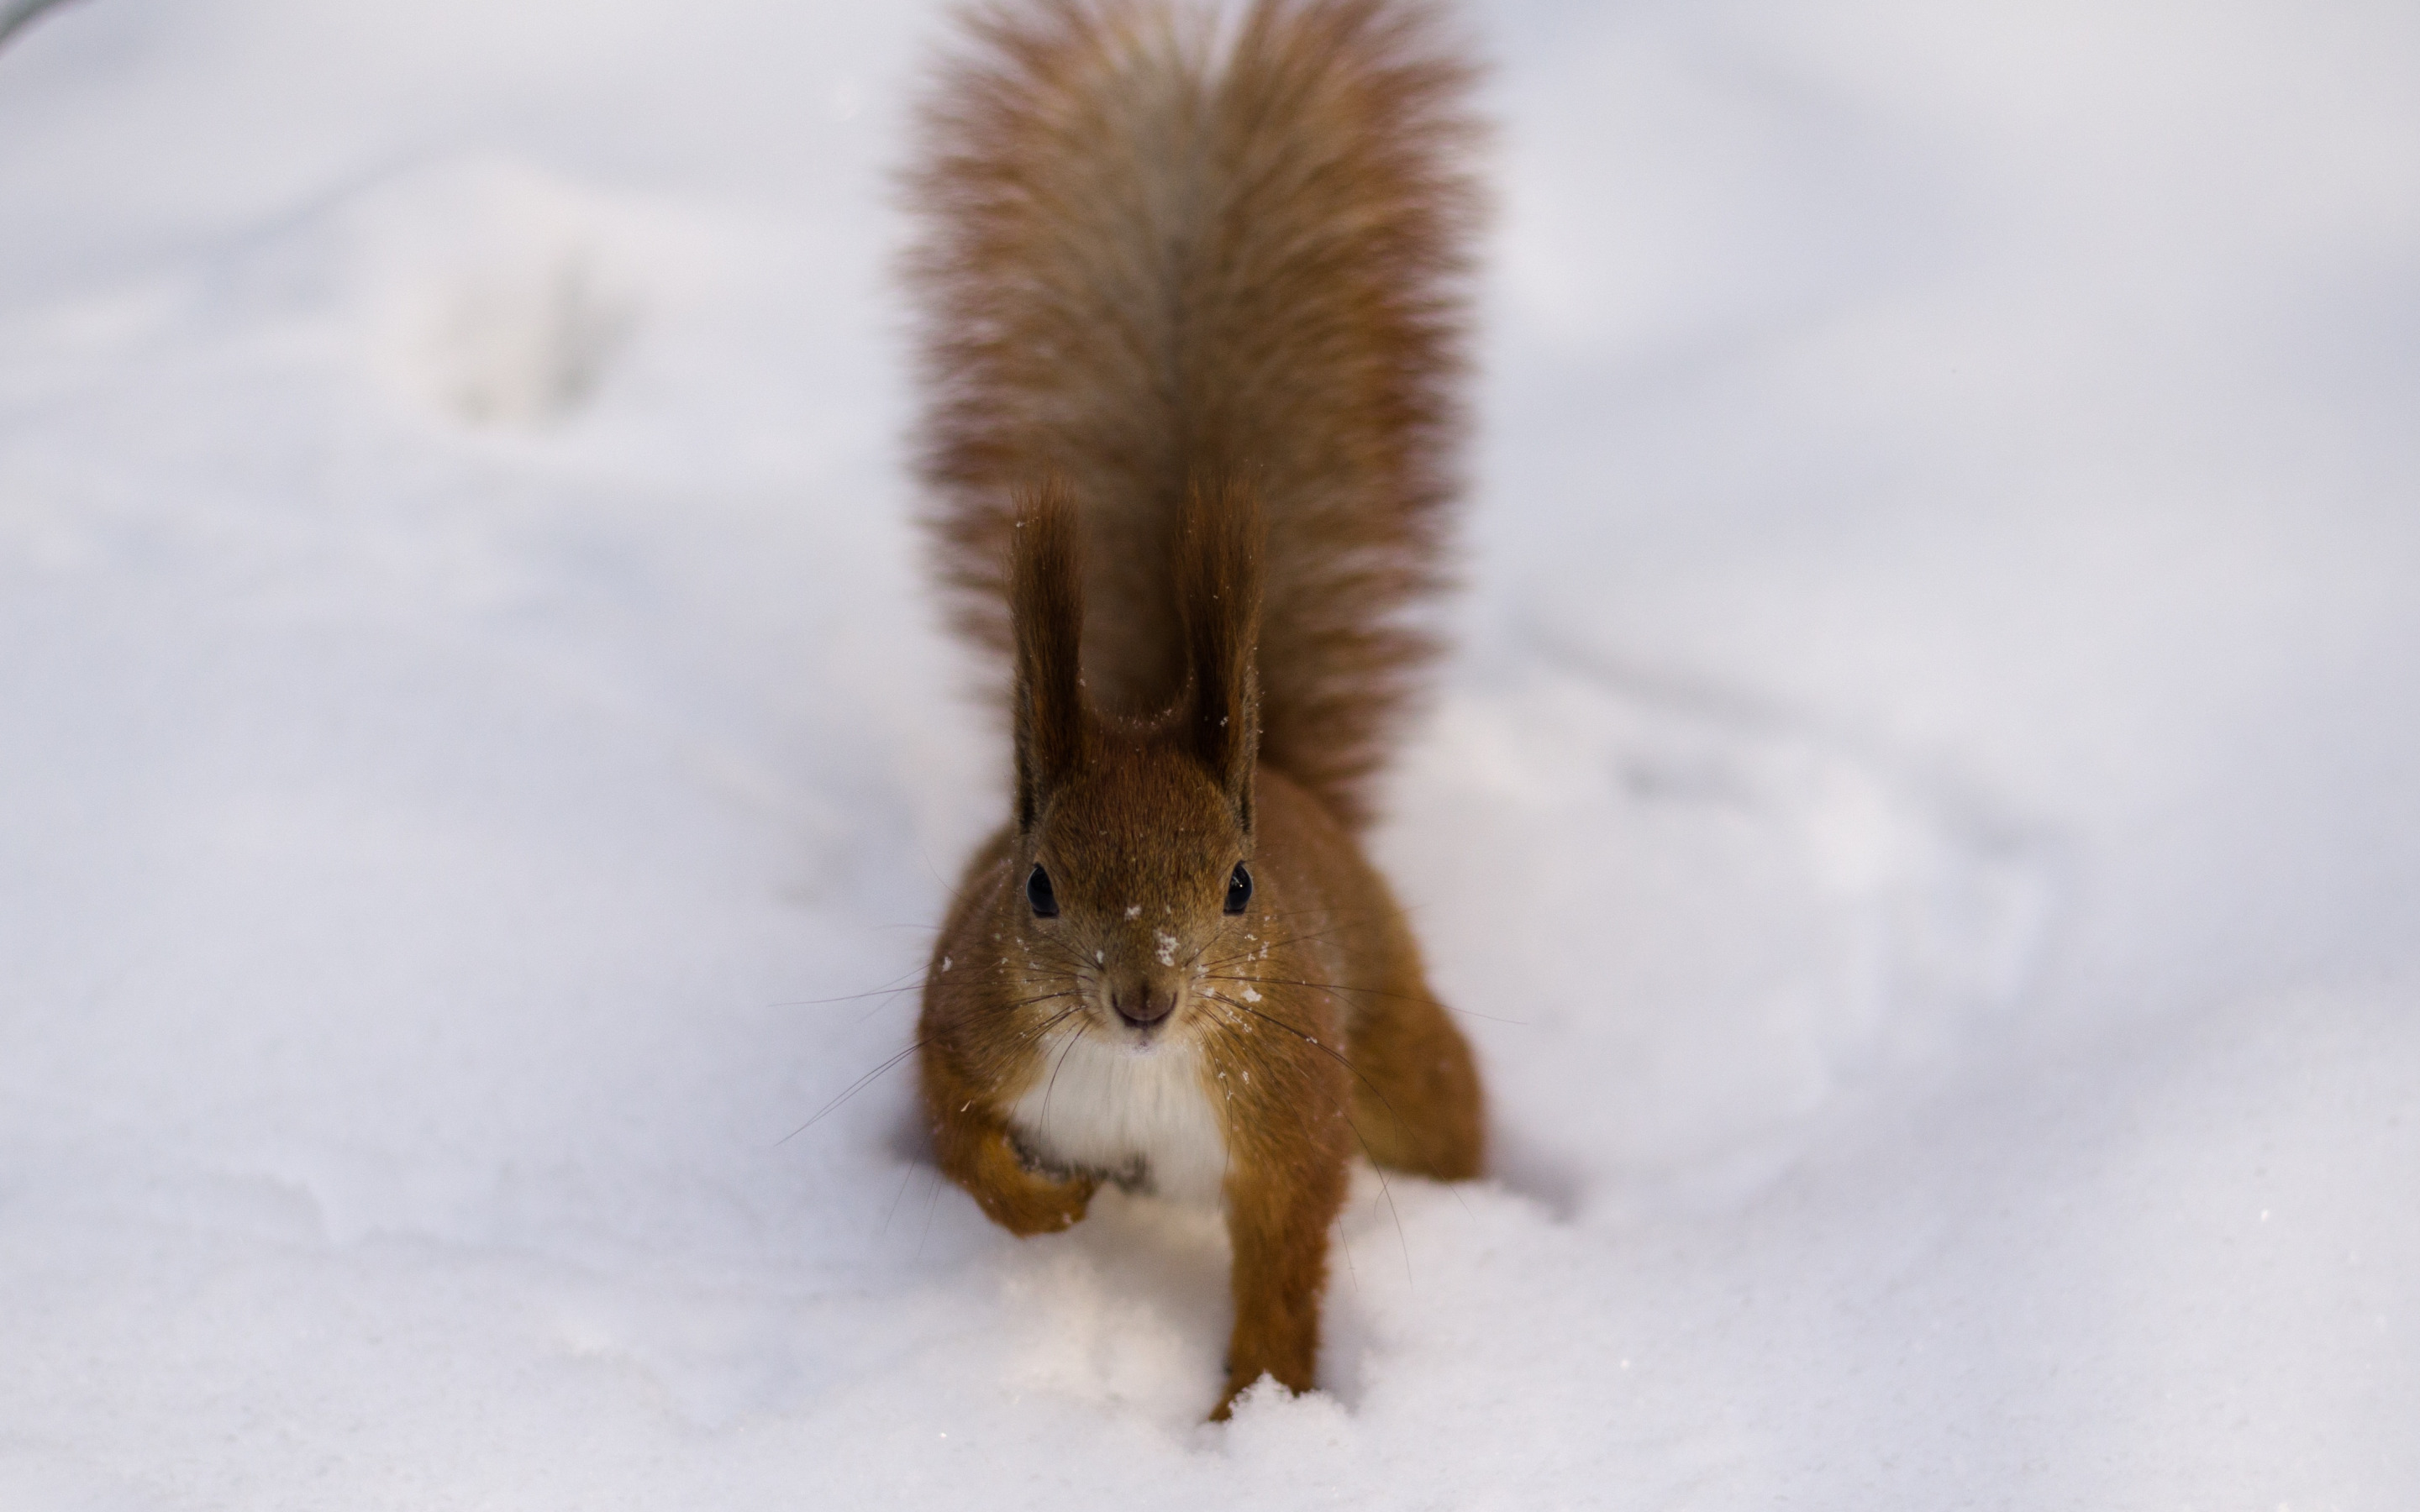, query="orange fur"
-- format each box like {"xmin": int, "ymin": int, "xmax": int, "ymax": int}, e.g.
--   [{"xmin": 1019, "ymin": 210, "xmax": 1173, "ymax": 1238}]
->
[{"xmin": 906, "ymin": 0, "xmax": 1485, "ymax": 1420}]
